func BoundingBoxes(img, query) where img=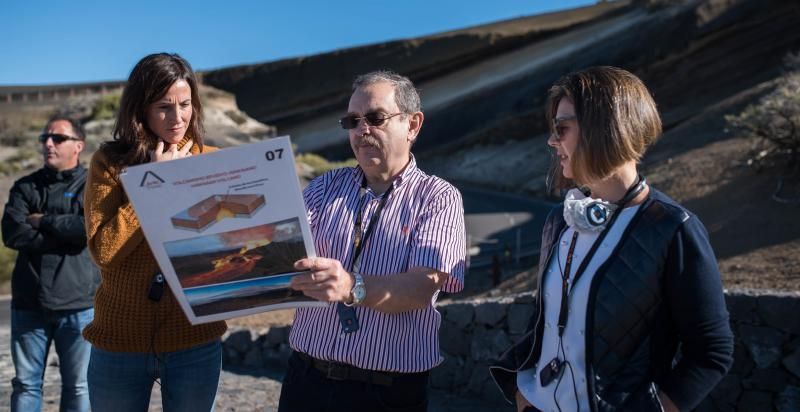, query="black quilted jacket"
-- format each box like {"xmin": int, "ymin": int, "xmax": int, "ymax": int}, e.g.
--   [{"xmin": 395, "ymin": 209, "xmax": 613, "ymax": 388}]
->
[{"xmin": 489, "ymin": 189, "xmax": 733, "ymax": 411}]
